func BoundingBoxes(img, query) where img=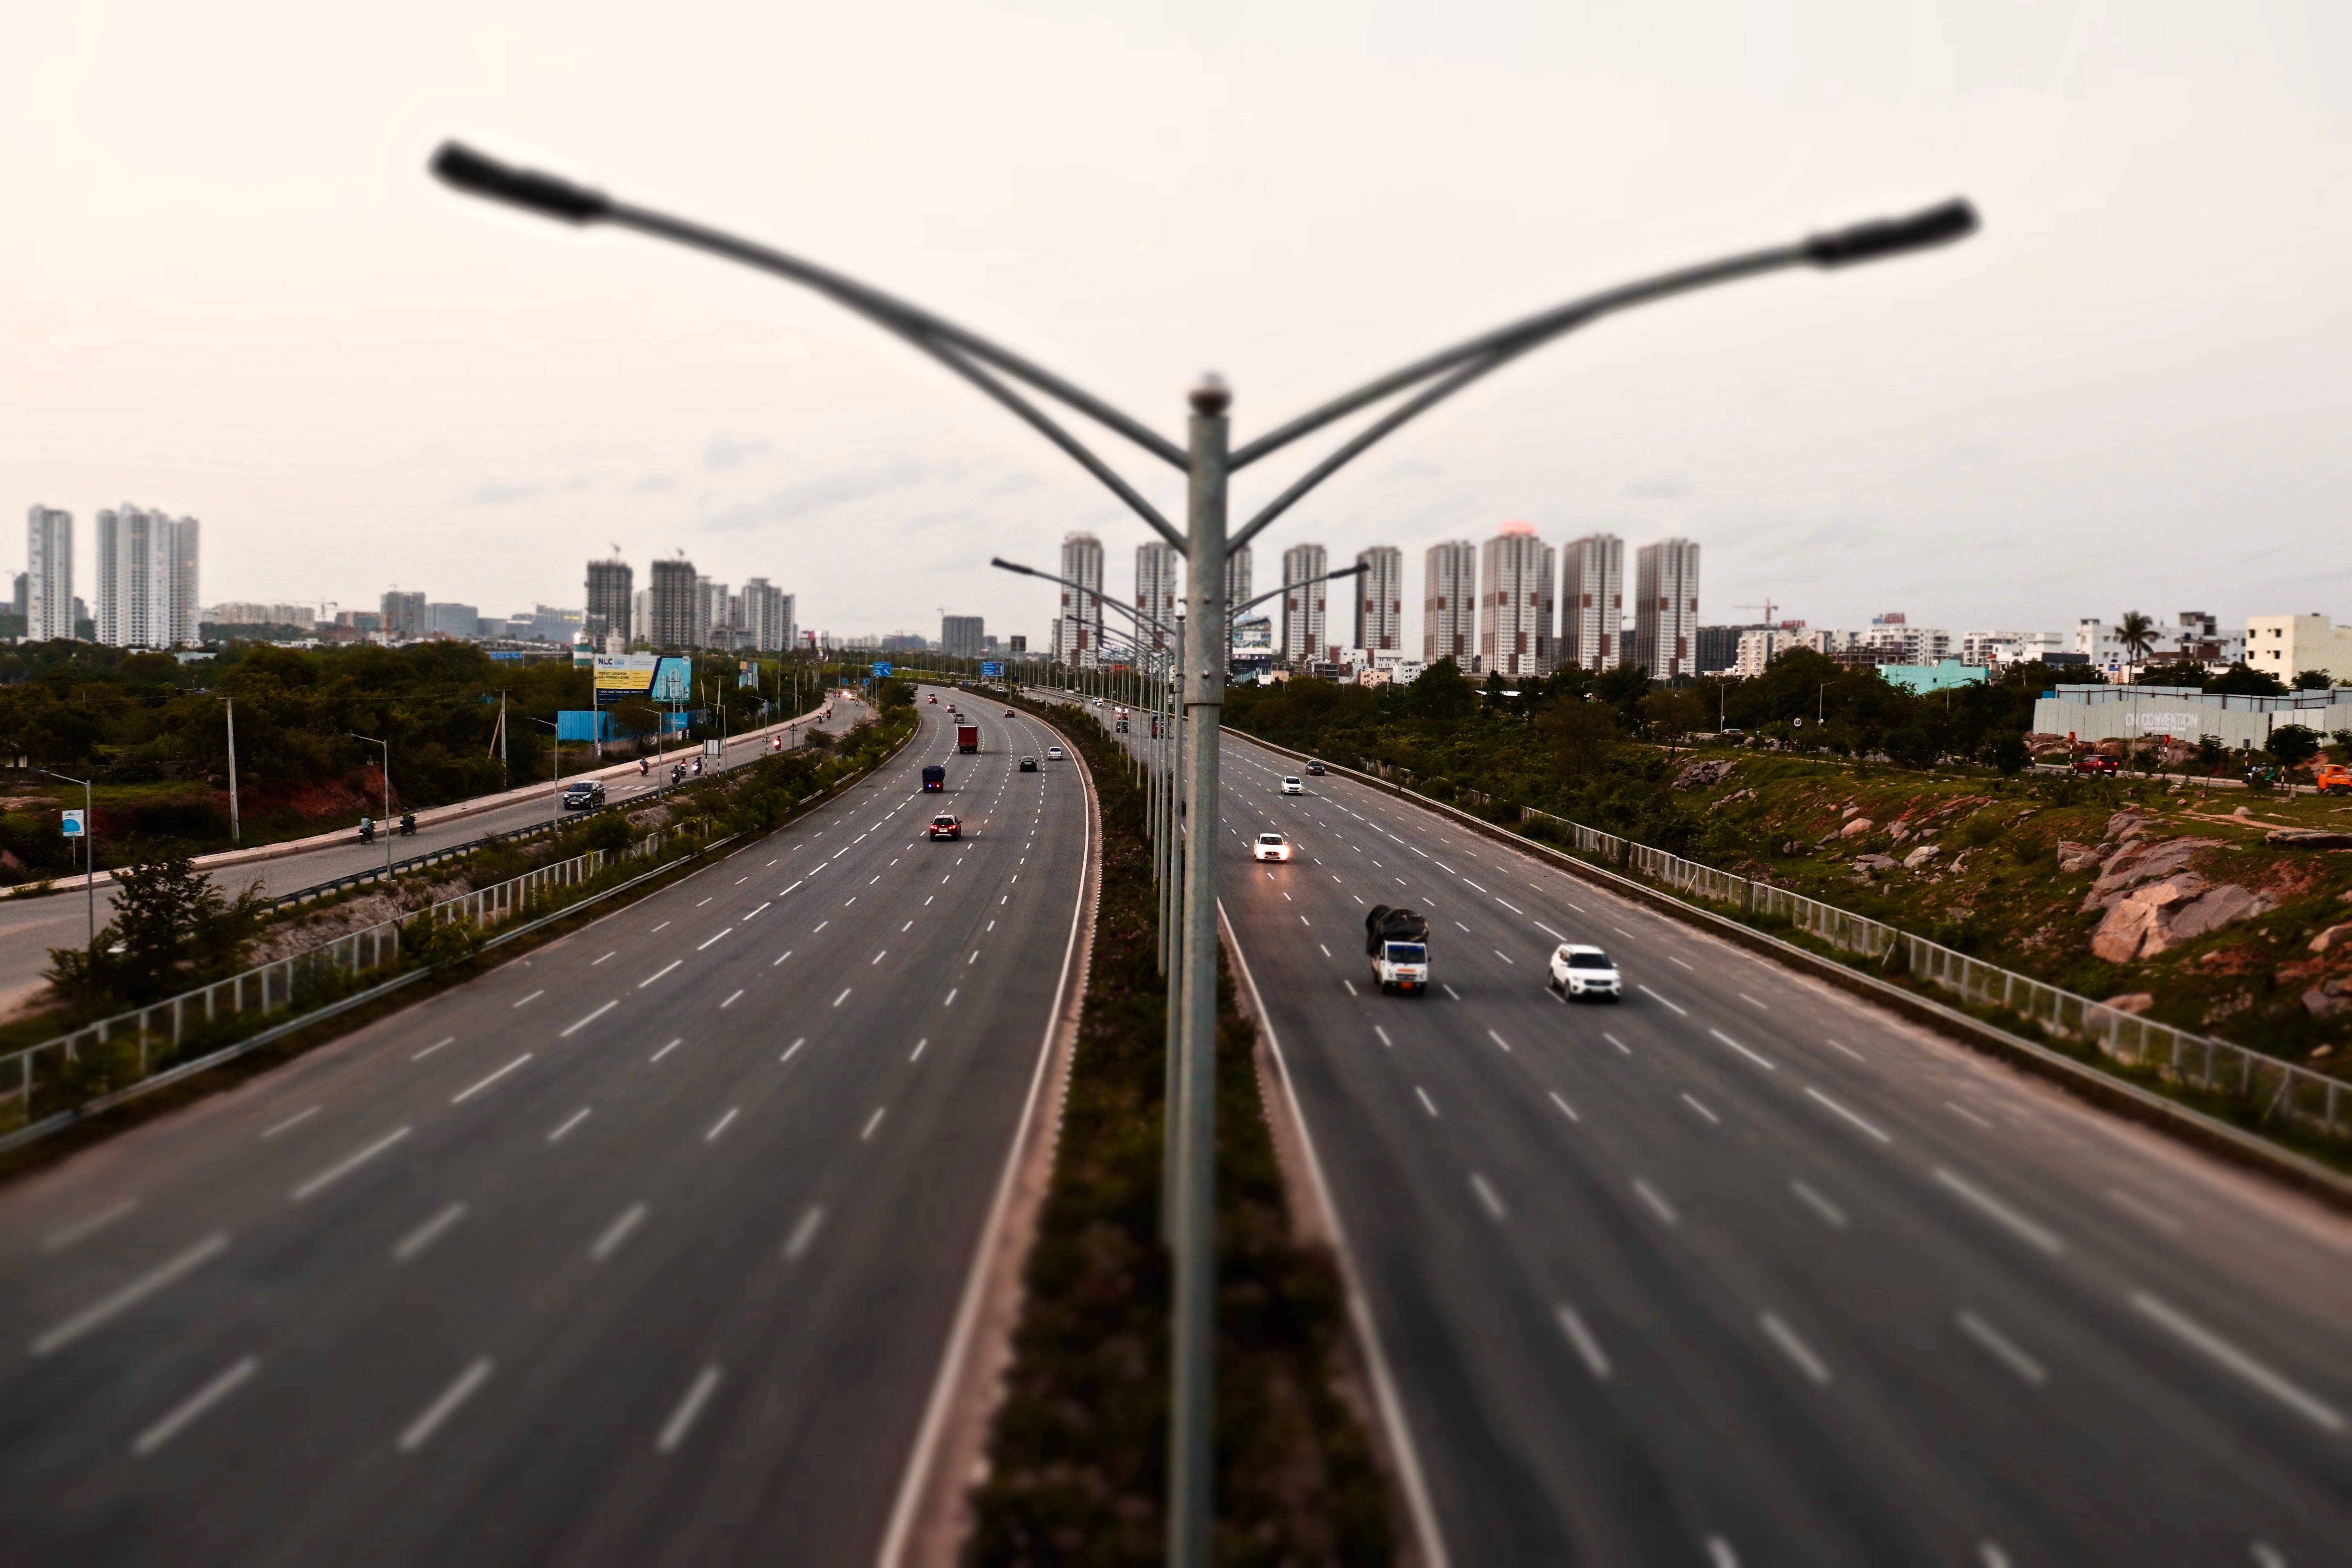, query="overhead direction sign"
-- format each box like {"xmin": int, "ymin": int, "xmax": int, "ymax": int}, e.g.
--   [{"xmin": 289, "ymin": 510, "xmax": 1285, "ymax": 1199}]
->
[{"xmin": 872, "ymin": 662, "xmax": 893, "ymax": 677}]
